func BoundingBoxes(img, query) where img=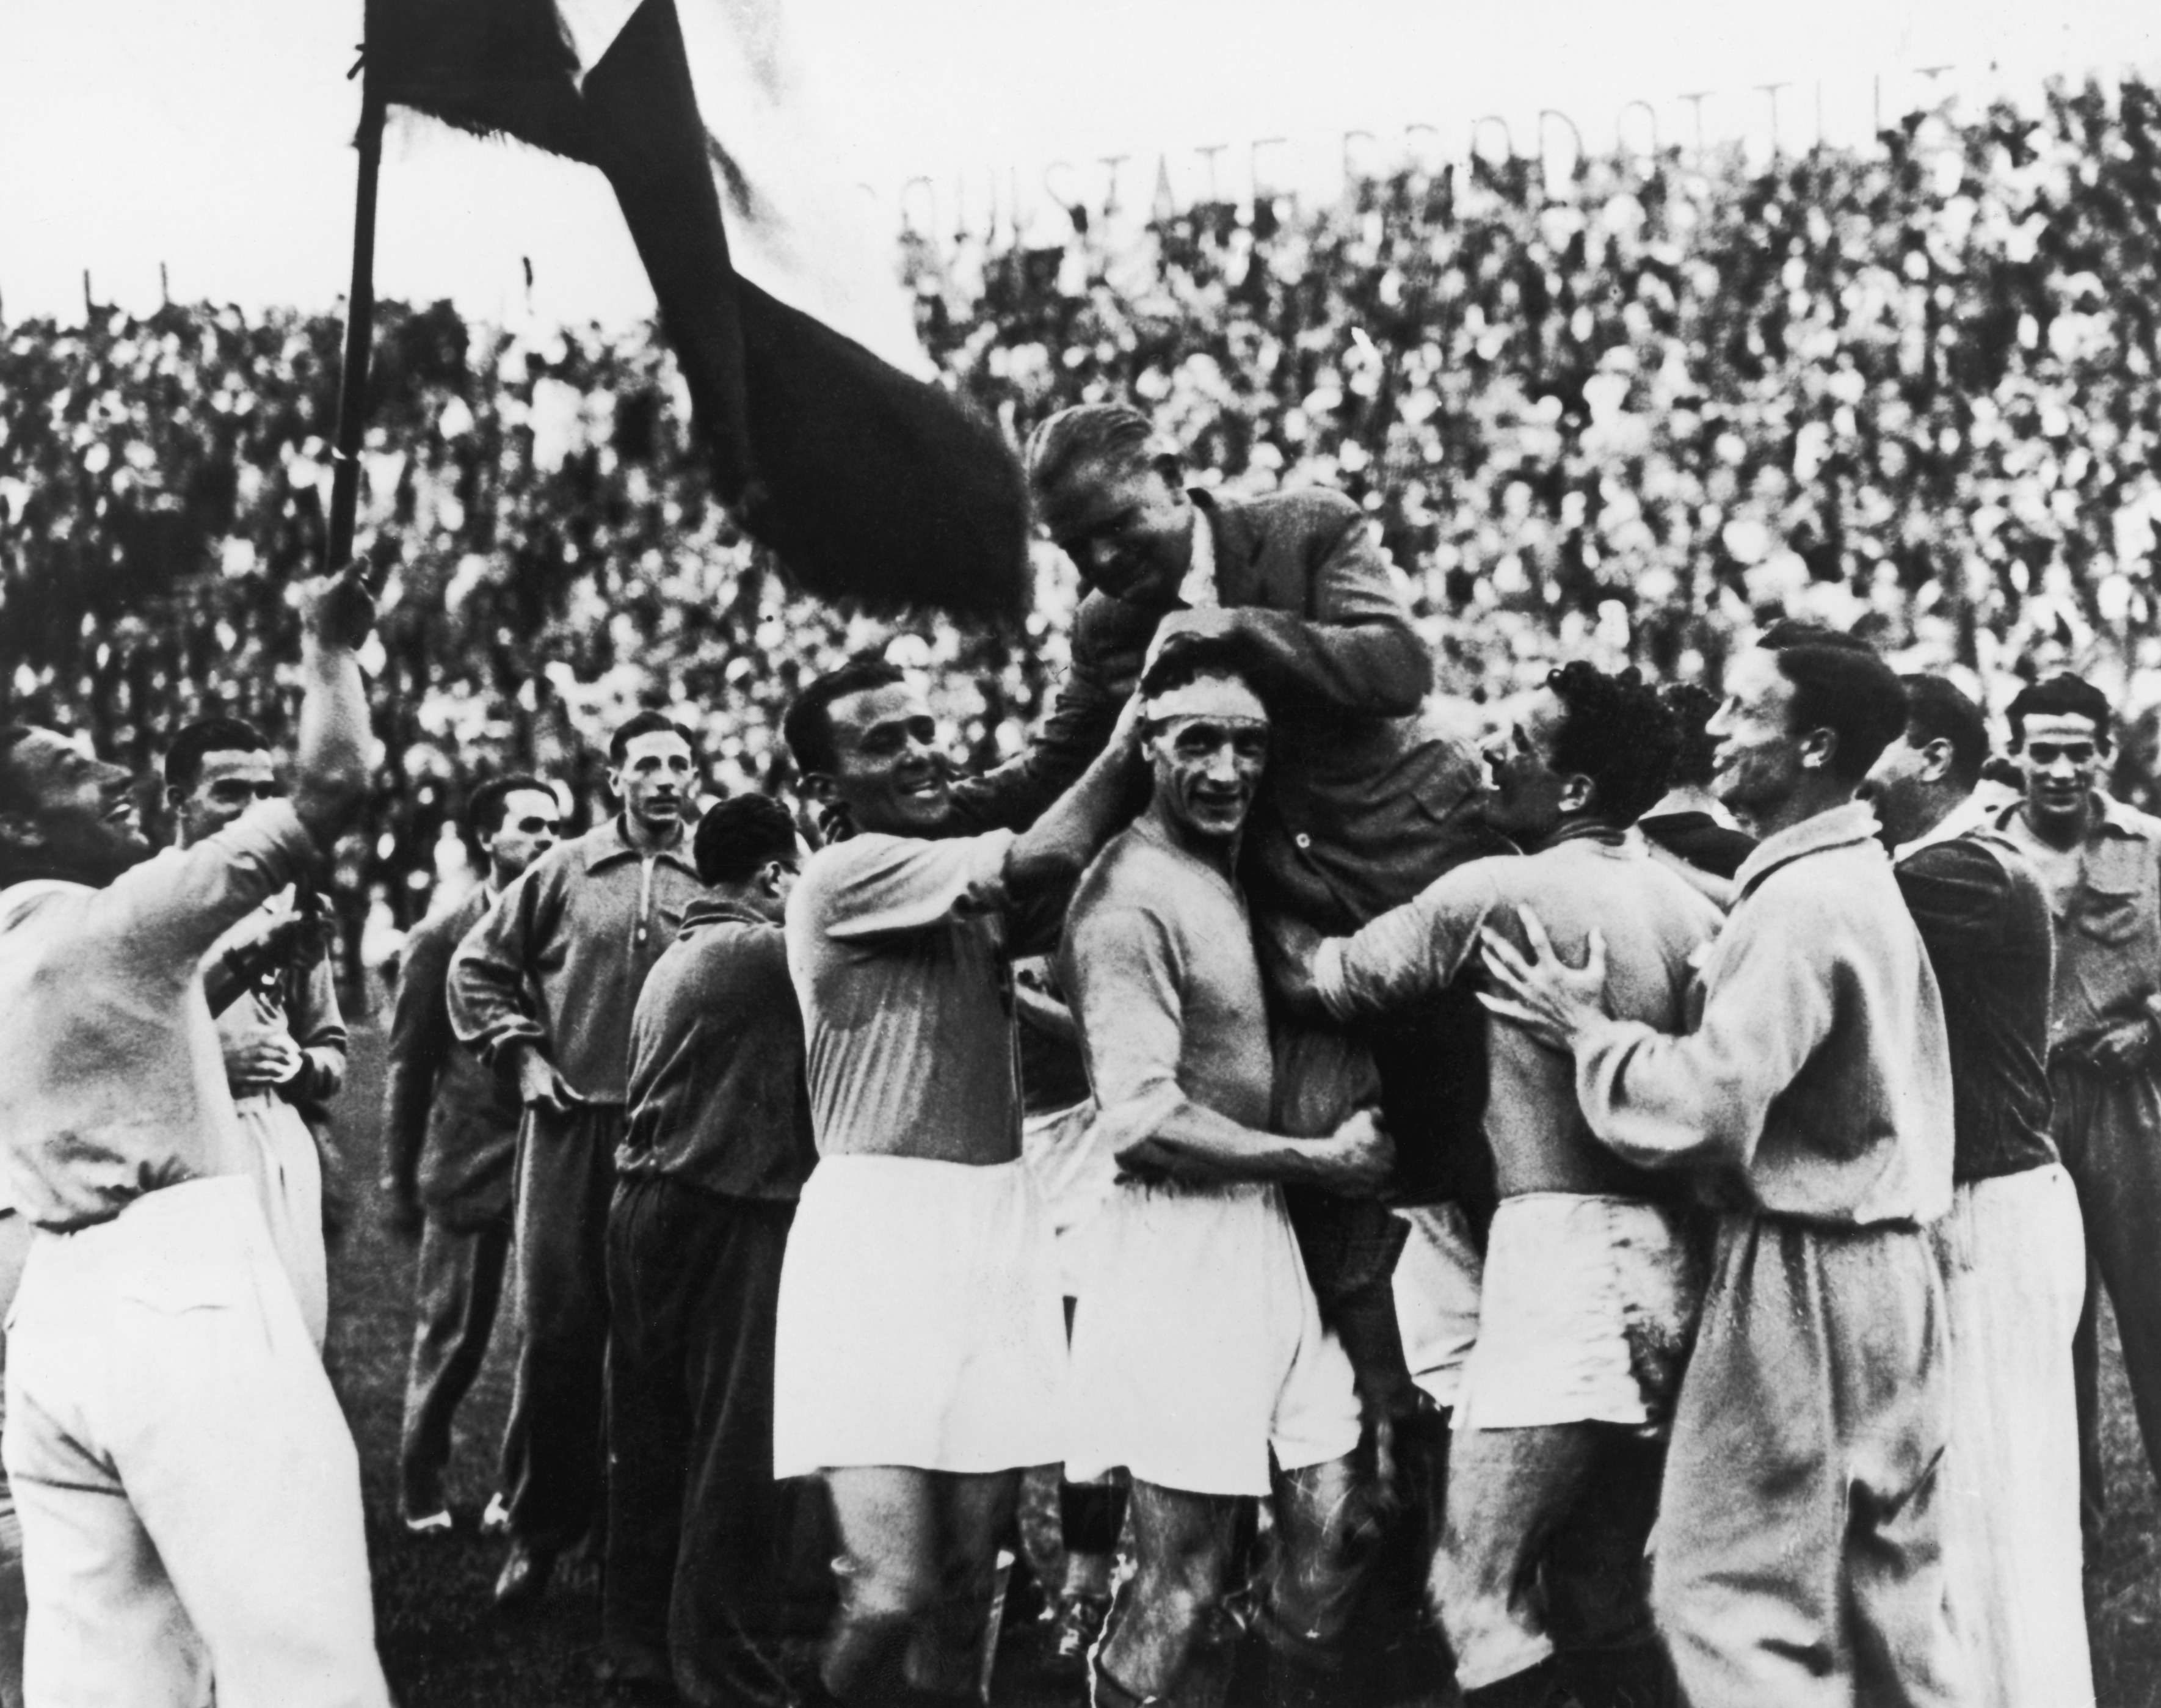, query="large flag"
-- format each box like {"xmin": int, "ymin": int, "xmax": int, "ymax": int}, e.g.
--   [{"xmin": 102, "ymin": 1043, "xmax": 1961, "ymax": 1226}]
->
[{"xmin": 368, "ymin": 0, "xmax": 1029, "ymax": 622}]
